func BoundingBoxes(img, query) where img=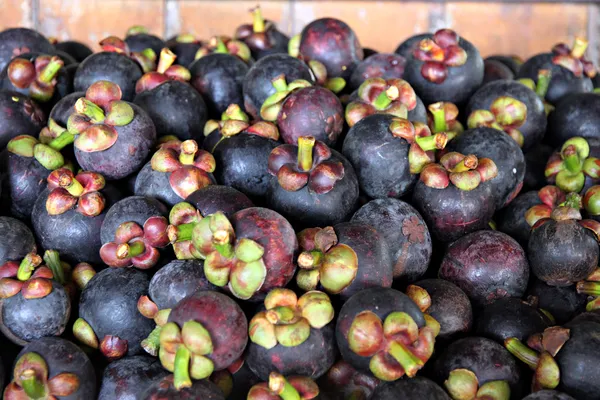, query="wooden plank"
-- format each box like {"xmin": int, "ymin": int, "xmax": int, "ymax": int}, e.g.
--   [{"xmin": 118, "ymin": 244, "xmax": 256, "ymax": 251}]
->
[
  {"xmin": 37, "ymin": 0, "xmax": 165, "ymax": 48},
  {"xmin": 0, "ymin": 0, "xmax": 35, "ymax": 29}
]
